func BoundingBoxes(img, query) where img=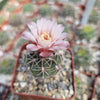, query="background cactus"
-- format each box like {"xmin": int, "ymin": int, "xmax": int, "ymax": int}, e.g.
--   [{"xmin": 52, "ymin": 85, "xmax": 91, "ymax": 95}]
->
[
  {"xmin": 40, "ymin": 5, "xmax": 53, "ymax": 17},
  {"xmin": 74, "ymin": 46, "xmax": 92, "ymax": 68},
  {"xmin": 23, "ymin": 3, "xmax": 34, "ymax": 13},
  {"xmin": 0, "ymin": 0, "xmax": 9, "ymax": 11},
  {"xmin": 89, "ymin": 10, "xmax": 100, "ymax": 24},
  {"xmin": 22, "ymin": 50, "xmax": 63, "ymax": 79},
  {"xmin": 78, "ymin": 25, "xmax": 95, "ymax": 41},
  {"xmin": 0, "ymin": 16, "xmax": 5, "ymax": 25},
  {"xmin": 0, "ymin": 31, "xmax": 9, "ymax": 45},
  {"xmin": 0, "ymin": 58, "xmax": 15, "ymax": 74},
  {"xmin": 59, "ymin": 5, "xmax": 75, "ymax": 18},
  {"xmin": 5, "ymin": 4, "xmax": 17, "ymax": 12}
]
